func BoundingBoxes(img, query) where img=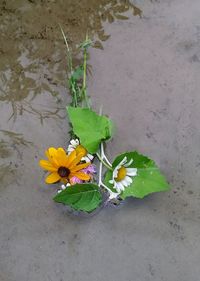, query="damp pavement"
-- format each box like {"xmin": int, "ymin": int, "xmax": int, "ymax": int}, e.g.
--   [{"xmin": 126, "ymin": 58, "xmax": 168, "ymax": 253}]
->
[{"xmin": 0, "ymin": 1, "xmax": 200, "ymax": 280}]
